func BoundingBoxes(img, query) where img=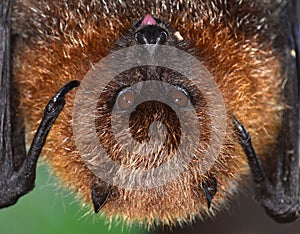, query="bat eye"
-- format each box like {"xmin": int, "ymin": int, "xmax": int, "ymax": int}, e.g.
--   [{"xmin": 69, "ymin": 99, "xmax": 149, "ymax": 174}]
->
[
  {"xmin": 170, "ymin": 88, "xmax": 189, "ymax": 107},
  {"xmin": 117, "ymin": 89, "xmax": 136, "ymax": 110}
]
